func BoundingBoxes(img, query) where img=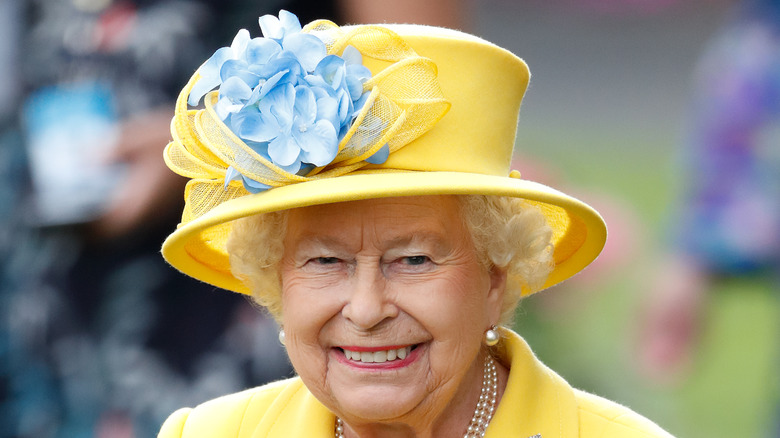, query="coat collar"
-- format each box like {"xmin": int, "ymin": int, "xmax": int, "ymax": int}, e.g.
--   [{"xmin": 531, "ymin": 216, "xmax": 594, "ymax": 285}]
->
[{"xmin": 485, "ymin": 327, "xmax": 579, "ymax": 438}]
